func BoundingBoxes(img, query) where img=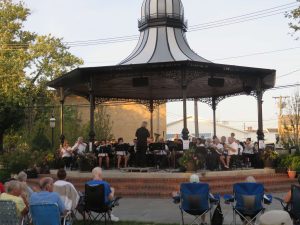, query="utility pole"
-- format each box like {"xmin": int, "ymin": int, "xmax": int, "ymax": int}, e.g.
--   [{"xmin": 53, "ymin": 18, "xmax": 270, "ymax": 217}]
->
[{"xmin": 273, "ymin": 96, "xmax": 289, "ymax": 137}]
